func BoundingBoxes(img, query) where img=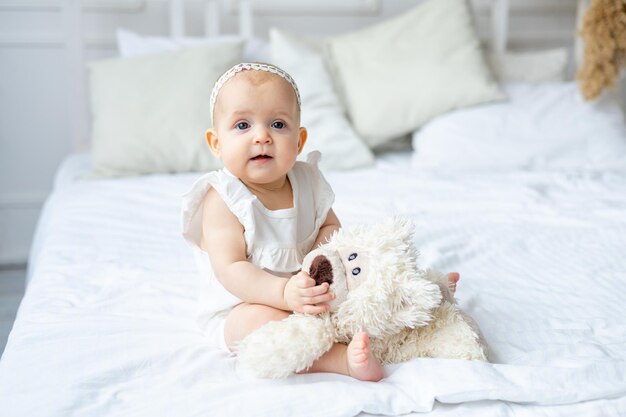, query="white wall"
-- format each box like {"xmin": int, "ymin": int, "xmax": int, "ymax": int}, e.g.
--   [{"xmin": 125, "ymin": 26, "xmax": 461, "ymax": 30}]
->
[{"xmin": 0, "ymin": 0, "xmax": 578, "ymax": 266}]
